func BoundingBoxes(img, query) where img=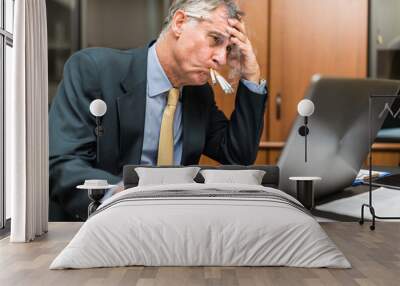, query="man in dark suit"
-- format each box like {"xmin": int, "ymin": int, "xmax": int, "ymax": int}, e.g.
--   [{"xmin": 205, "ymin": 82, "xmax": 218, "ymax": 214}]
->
[{"xmin": 49, "ymin": 0, "xmax": 268, "ymax": 221}]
